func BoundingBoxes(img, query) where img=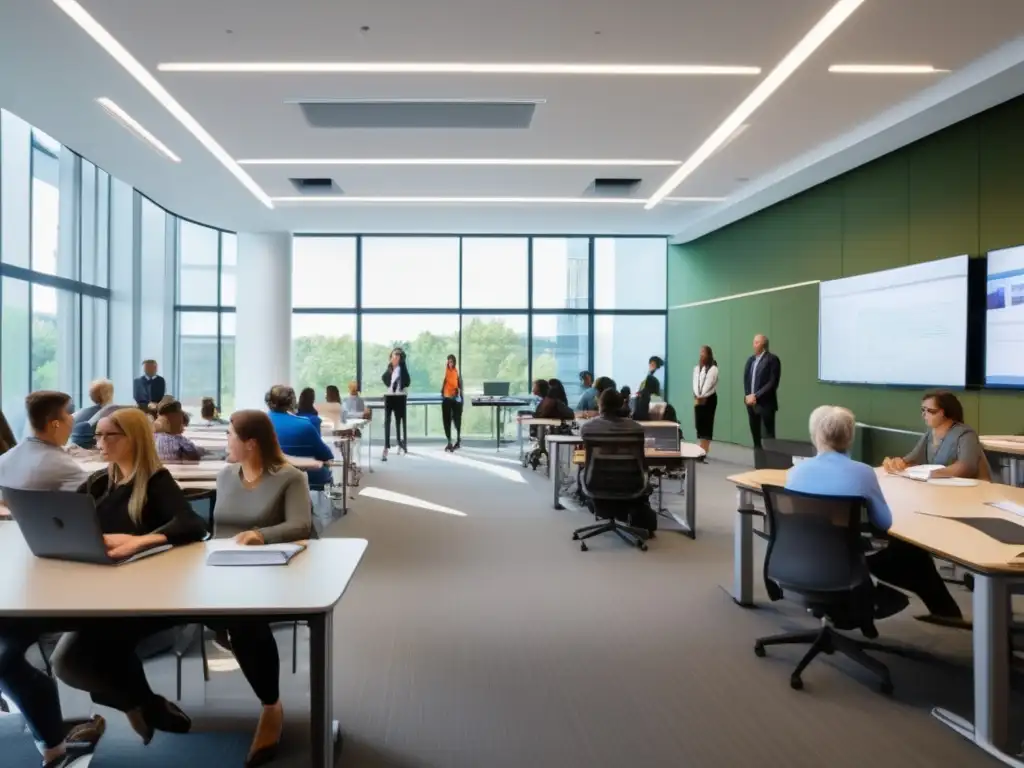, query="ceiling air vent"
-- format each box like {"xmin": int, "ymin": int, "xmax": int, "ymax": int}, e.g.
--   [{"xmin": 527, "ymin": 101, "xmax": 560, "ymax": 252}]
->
[
  {"xmin": 295, "ymin": 99, "xmax": 537, "ymax": 129},
  {"xmin": 289, "ymin": 177, "xmax": 340, "ymax": 194},
  {"xmin": 586, "ymin": 178, "xmax": 642, "ymax": 197}
]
